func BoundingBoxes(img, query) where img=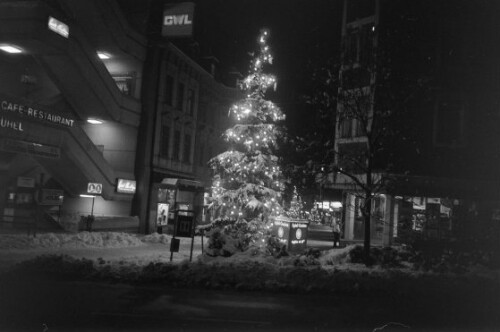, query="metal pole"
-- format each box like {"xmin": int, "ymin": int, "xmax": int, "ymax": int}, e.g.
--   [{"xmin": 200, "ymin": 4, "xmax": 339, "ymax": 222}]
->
[
  {"xmin": 201, "ymin": 230, "xmax": 204, "ymax": 253},
  {"xmin": 189, "ymin": 214, "xmax": 195, "ymax": 262},
  {"xmin": 91, "ymin": 196, "xmax": 95, "ymax": 217},
  {"xmin": 170, "ymin": 210, "xmax": 178, "ymax": 262}
]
